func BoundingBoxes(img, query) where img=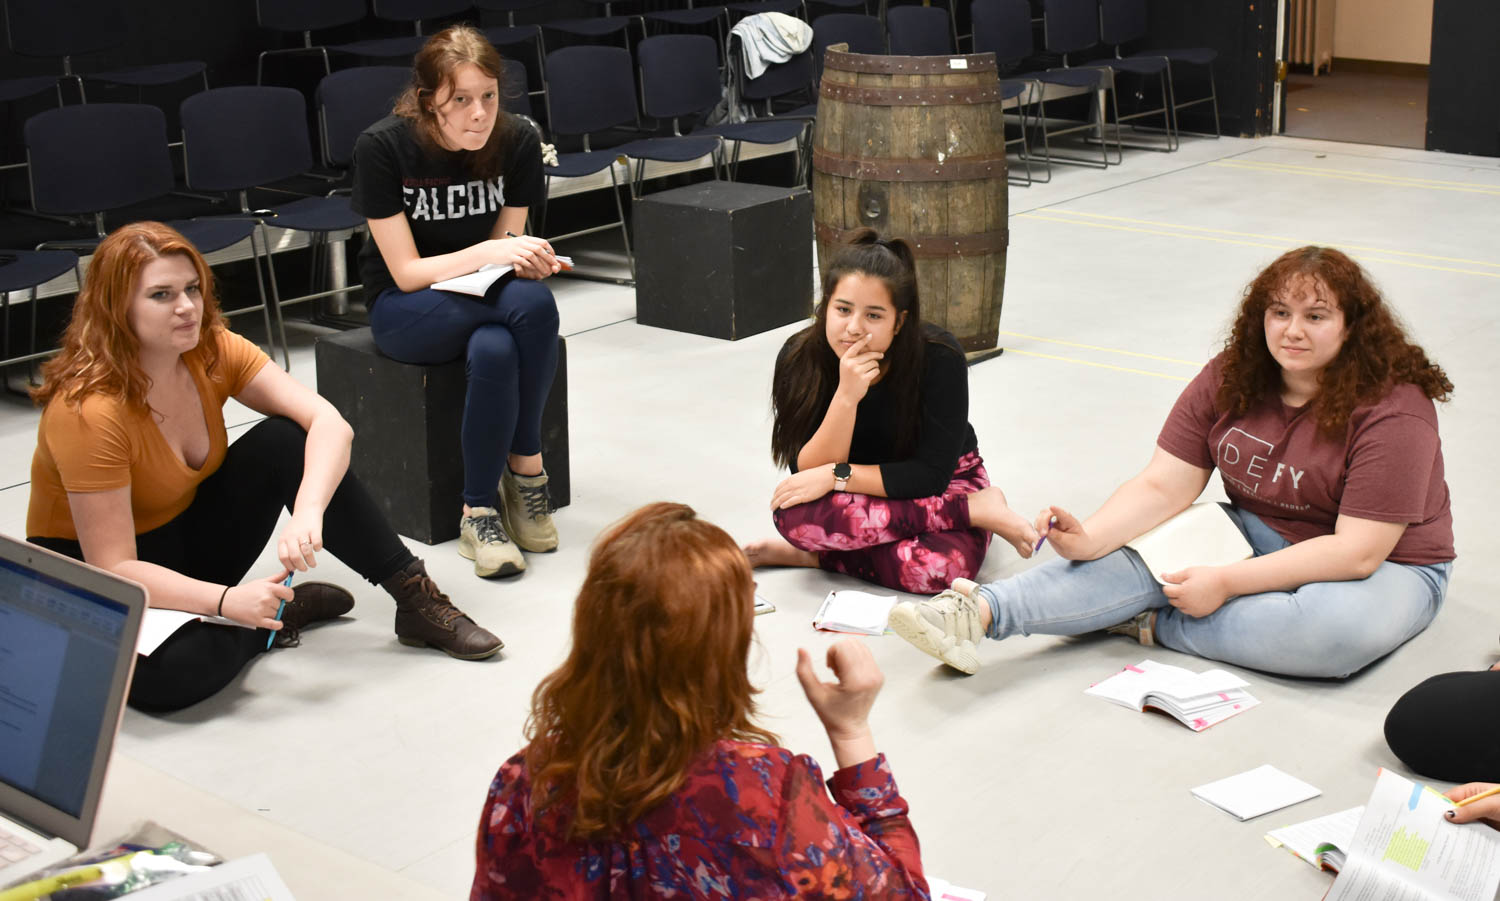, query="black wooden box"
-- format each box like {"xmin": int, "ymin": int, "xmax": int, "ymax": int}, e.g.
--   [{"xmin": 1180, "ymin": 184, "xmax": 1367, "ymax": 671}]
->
[
  {"xmin": 633, "ymin": 181, "xmax": 813, "ymax": 340},
  {"xmin": 315, "ymin": 328, "xmax": 569, "ymax": 545}
]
